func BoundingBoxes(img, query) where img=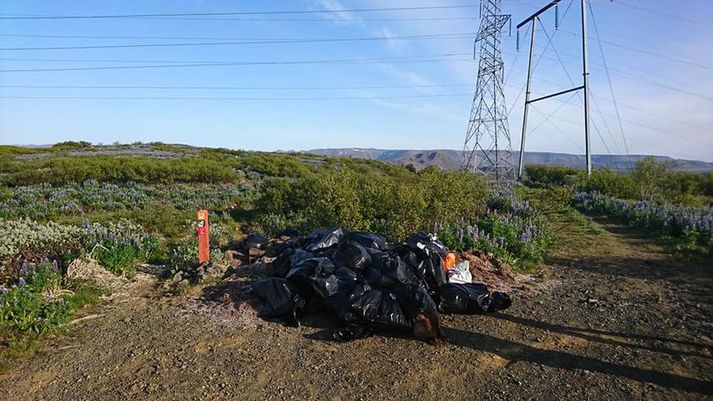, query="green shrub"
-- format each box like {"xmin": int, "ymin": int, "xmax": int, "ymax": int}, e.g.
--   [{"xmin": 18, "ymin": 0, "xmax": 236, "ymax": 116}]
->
[
  {"xmin": 0, "ymin": 219, "xmax": 86, "ymax": 268},
  {"xmin": 169, "ymin": 243, "xmax": 199, "ymax": 273},
  {"xmin": 50, "ymin": 141, "xmax": 92, "ymax": 152},
  {"xmin": 0, "ymin": 262, "xmax": 103, "ymax": 339},
  {"xmin": 582, "ymin": 168, "xmax": 638, "ymax": 199},
  {"xmin": 524, "ymin": 165, "xmax": 584, "ymax": 188},
  {"xmin": 439, "ymin": 197, "xmax": 555, "ymax": 269},
  {"xmin": 255, "ymin": 166, "xmax": 489, "ymax": 241},
  {"xmin": 2, "ymin": 156, "xmax": 239, "ymax": 186},
  {"xmin": 632, "ymin": 157, "xmax": 674, "ymax": 202},
  {"xmin": 93, "ymin": 244, "xmax": 142, "ymax": 276},
  {"xmin": 235, "ymin": 152, "xmax": 313, "ymax": 178},
  {"xmin": 1, "ymin": 263, "xmax": 74, "ymax": 335},
  {"xmin": 1, "ymin": 287, "xmax": 72, "ymax": 334}
]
